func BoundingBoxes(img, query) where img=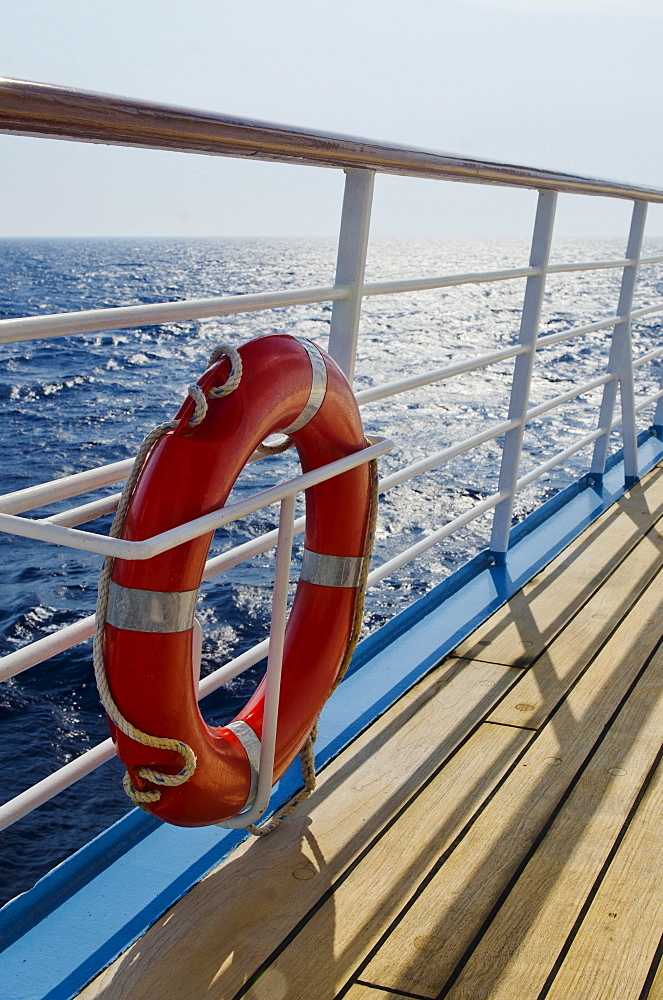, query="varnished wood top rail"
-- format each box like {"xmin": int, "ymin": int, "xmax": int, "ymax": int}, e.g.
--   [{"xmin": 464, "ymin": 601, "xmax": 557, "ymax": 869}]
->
[{"xmin": 2, "ymin": 77, "xmax": 663, "ymax": 201}]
